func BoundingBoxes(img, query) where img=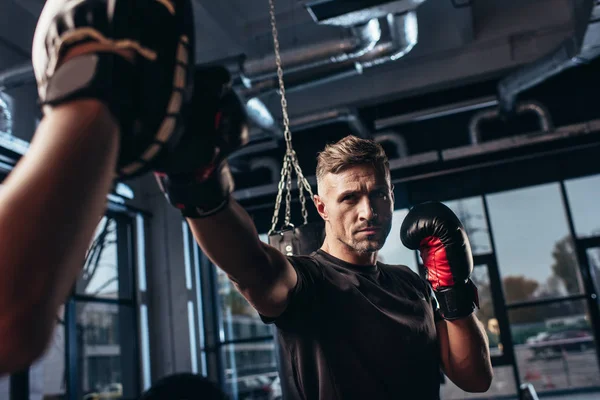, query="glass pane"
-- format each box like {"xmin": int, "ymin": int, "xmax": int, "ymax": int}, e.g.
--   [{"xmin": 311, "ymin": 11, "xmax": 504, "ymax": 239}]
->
[
  {"xmin": 472, "ymin": 265, "xmax": 503, "ymax": 356},
  {"xmin": 76, "ymin": 302, "xmax": 138, "ymax": 399},
  {"xmin": 30, "ymin": 306, "xmax": 67, "ymax": 399},
  {"xmin": 486, "ymin": 183, "xmax": 584, "ymax": 303},
  {"xmin": 77, "ymin": 217, "xmax": 121, "ymax": 299},
  {"xmin": 443, "ymin": 196, "xmax": 492, "ymax": 255},
  {"xmin": 509, "ymin": 299, "xmax": 600, "ymax": 394},
  {"xmin": 217, "ymin": 267, "xmax": 275, "ymax": 342},
  {"xmin": 377, "ymin": 209, "xmax": 418, "ymax": 272},
  {"xmin": 565, "ymin": 175, "xmax": 600, "ymax": 238},
  {"xmin": 222, "ymin": 342, "xmax": 279, "ymax": 400},
  {"xmin": 440, "ymin": 365, "xmax": 517, "ymax": 399},
  {"xmin": 0, "ymin": 377, "xmax": 8, "ymax": 399},
  {"xmin": 587, "ymin": 247, "xmax": 600, "ymax": 297}
]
